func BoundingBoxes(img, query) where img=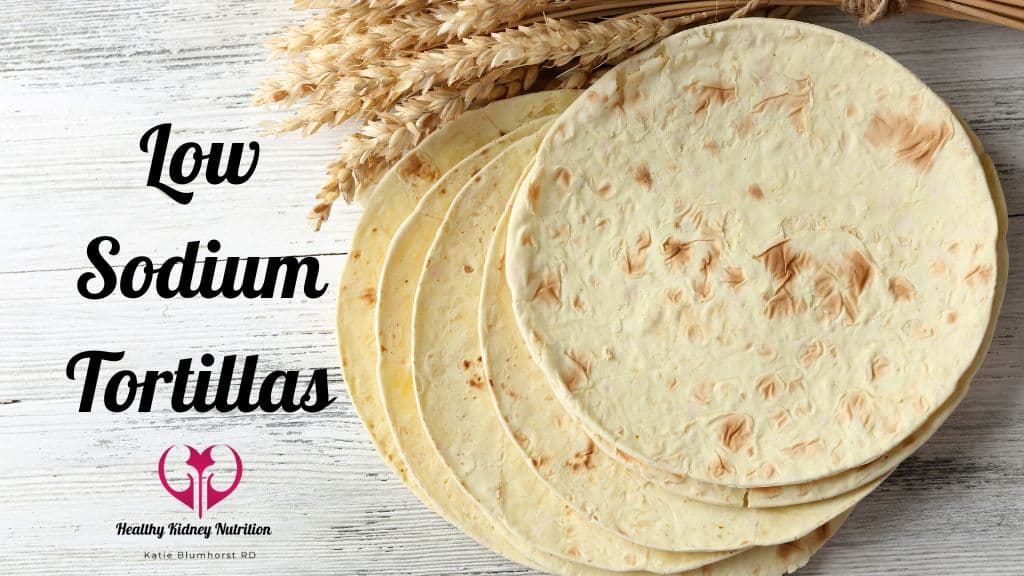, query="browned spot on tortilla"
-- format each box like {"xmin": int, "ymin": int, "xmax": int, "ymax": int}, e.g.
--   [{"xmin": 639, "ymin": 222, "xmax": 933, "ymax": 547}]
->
[
  {"xmin": 351, "ymin": 250, "xmax": 362, "ymax": 261},
  {"xmin": 815, "ymin": 271, "xmax": 843, "ymax": 322},
  {"xmin": 462, "ymin": 264, "xmax": 474, "ymax": 274},
  {"xmin": 557, "ymin": 368, "xmax": 581, "ymax": 393},
  {"xmin": 359, "ymin": 287, "xmax": 376, "ymax": 306},
  {"xmin": 667, "ymin": 288, "xmax": 683, "ymax": 304},
  {"xmin": 596, "ymin": 182, "xmax": 615, "ymax": 198},
  {"xmin": 624, "ymin": 229, "xmax": 652, "ymax": 278},
  {"xmin": 624, "ymin": 251, "xmax": 647, "ymax": 276},
  {"xmin": 948, "ymin": 242, "xmax": 961, "ymax": 254},
  {"xmin": 513, "ymin": 430, "xmax": 528, "ymax": 444},
  {"xmin": 787, "ymin": 377, "xmax": 806, "ymax": 394},
  {"xmin": 662, "ymin": 236, "xmax": 695, "ymax": 272},
  {"xmin": 747, "ymin": 183, "xmax": 764, "ymax": 200},
  {"xmin": 566, "ymin": 440, "xmax": 597, "ymax": 471},
  {"xmin": 800, "ymin": 340, "xmax": 824, "ymax": 367},
  {"xmin": 723, "ymin": 266, "xmax": 746, "ymax": 289},
  {"xmin": 692, "ymin": 381, "xmax": 713, "ymax": 405},
  {"xmin": 564, "ymin": 546, "xmax": 580, "ymax": 558},
  {"xmin": 757, "ymin": 345, "xmax": 776, "ymax": 361},
  {"xmin": 888, "ymin": 276, "xmax": 916, "ymax": 302},
  {"xmin": 931, "ymin": 258, "xmax": 949, "ymax": 277},
  {"xmin": 838, "ymin": 390, "xmax": 873, "ymax": 428},
  {"xmin": 965, "ymin": 264, "xmax": 994, "ymax": 288},
  {"xmin": 913, "ymin": 396, "xmax": 929, "ymax": 414},
  {"xmin": 844, "ymin": 250, "xmax": 875, "ymax": 301},
  {"xmin": 831, "ymin": 250, "xmax": 874, "ymax": 324},
  {"xmin": 771, "ymin": 409, "xmax": 791, "ymax": 429},
  {"xmin": 554, "ymin": 166, "xmax": 572, "ymax": 189},
  {"xmin": 708, "ymin": 452, "xmax": 733, "ymax": 479},
  {"xmin": 399, "ymin": 153, "xmax": 439, "ymax": 181},
  {"xmin": 736, "ymin": 115, "xmax": 754, "ymax": 138},
  {"xmin": 909, "ymin": 322, "xmax": 935, "ymax": 340},
  {"xmin": 784, "ymin": 438, "xmax": 824, "ymax": 456},
  {"xmin": 870, "ymin": 356, "xmax": 889, "ymax": 381},
  {"xmin": 881, "ymin": 415, "xmax": 900, "ymax": 435},
  {"xmin": 526, "ymin": 179, "xmax": 541, "ymax": 212},
  {"xmin": 594, "ymin": 217, "xmax": 610, "ymax": 230},
  {"xmin": 461, "ymin": 359, "xmax": 472, "ymax": 370},
  {"xmin": 552, "ymin": 224, "xmax": 571, "ymax": 242},
  {"xmin": 753, "ymin": 77, "xmax": 813, "ymax": 134},
  {"xmin": 764, "ymin": 289, "xmax": 803, "ymax": 320},
  {"xmin": 846, "ymin": 104, "xmax": 859, "ymax": 119},
  {"xmin": 718, "ymin": 412, "xmax": 753, "ymax": 452},
  {"xmin": 531, "ymin": 455, "xmax": 549, "ymax": 468},
  {"xmin": 564, "ymin": 349, "xmax": 591, "ymax": 380},
  {"xmin": 866, "ymin": 112, "xmax": 953, "ymax": 172},
  {"xmin": 760, "ymin": 462, "xmax": 779, "ymax": 480},
  {"xmin": 686, "ymin": 324, "xmax": 705, "ymax": 343},
  {"xmin": 695, "ymin": 245, "xmax": 720, "ymax": 302},
  {"xmin": 703, "ymin": 139, "xmax": 720, "ymax": 156},
  {"xmin": 467, "ymin": 373, "xmax": 484, "ymax": 389},
  {"xmin": 688, "ymin": 83, "xmax": 737, "ymax": 120},
  {"xmin": 519, "ymin": 229, "xmax": 534, "ymax": 247},
  {"xmin": 633, "ymin": 164, "xmax": 652, "ymax": 190},
  {"xmin": 947, "ymin": 311, "xmax": 958, "ymax": 324},
  {"xmin": 757, "ymin": 239, "xmax": 809, "ymax": 284},
  {"xmin": 531, "ymin": 269, "xmax": 561, "ymax": 306},
  {"xmin": 756, "ymin": 374, "xmax": 781, "ymax": 400},
  {"xmin": 571, "ymin": 293, "xmax": 586, "ymax": 312}
]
